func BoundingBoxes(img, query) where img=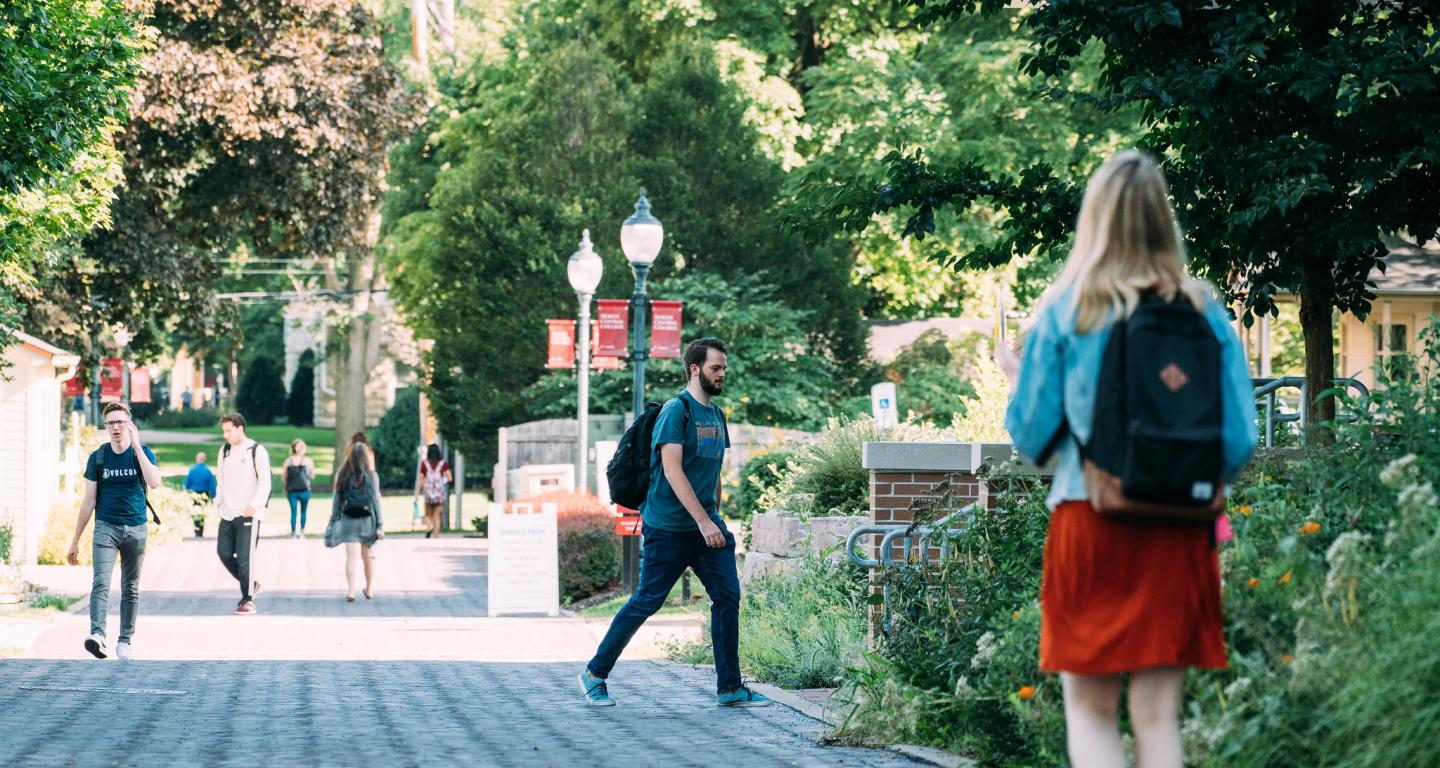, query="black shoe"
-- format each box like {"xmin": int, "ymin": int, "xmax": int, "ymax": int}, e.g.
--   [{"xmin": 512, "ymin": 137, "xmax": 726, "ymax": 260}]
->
[{"xmin": 425, "ymin": 531, "xmax": 432, "ymax": 539}]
